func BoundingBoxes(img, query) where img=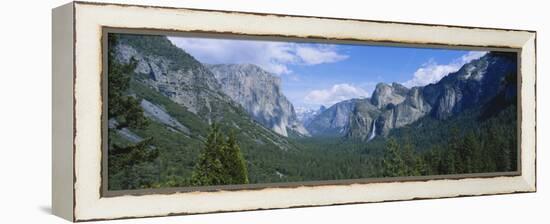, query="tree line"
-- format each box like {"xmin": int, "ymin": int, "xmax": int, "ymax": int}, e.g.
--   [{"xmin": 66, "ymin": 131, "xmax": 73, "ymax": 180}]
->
[
  {"xmin": 380, "ymin": 106, "xmax": 517, "ymax": 177},
  {"xmin": 107, "ymin": 33, "xmax": 517, "ymax": 189}
]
